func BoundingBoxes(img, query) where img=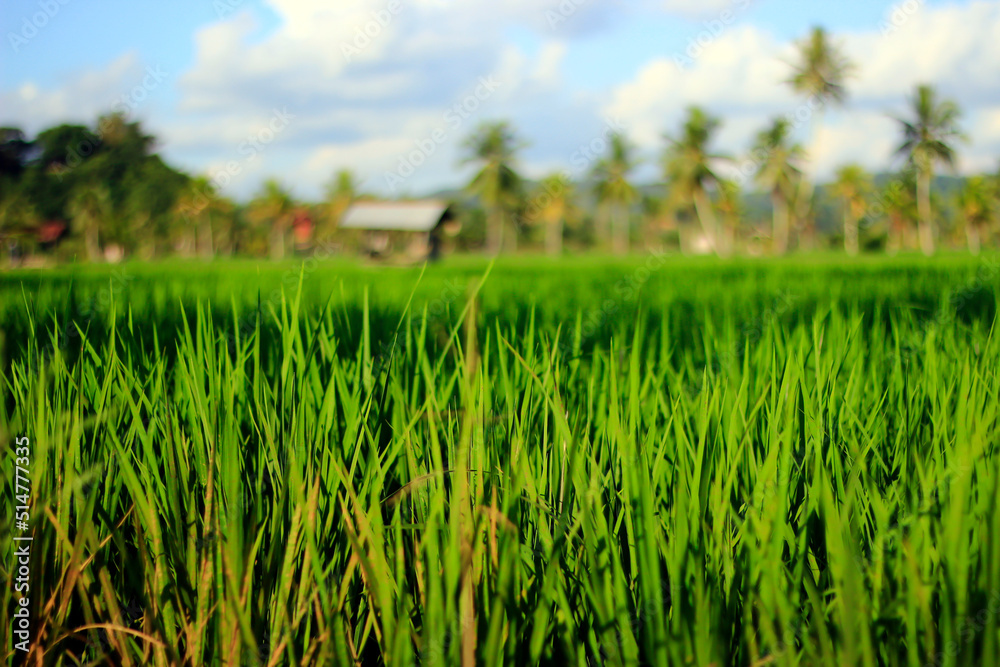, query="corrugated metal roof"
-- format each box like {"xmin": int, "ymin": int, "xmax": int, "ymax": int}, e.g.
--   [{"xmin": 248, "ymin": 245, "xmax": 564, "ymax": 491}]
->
[{"xmin": 340, "ymin": 200, "xmax": 449, "ymax": 232}]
